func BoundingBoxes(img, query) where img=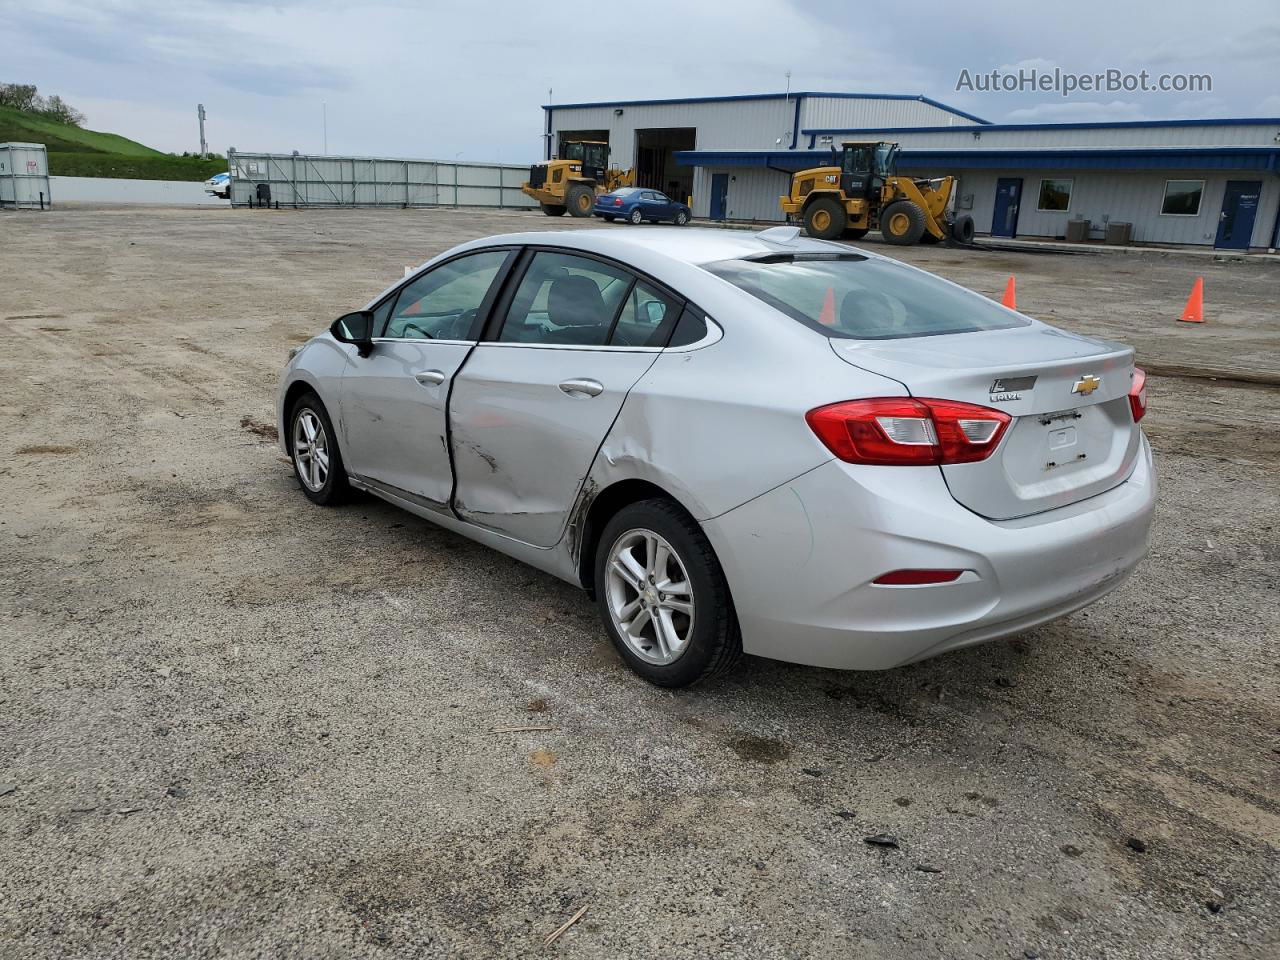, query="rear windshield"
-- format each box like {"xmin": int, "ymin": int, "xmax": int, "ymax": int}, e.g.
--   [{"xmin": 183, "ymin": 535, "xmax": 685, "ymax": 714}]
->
[{"xmin": 704, "ymin": 254, "xmax": 1030, "ymax": 340}]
